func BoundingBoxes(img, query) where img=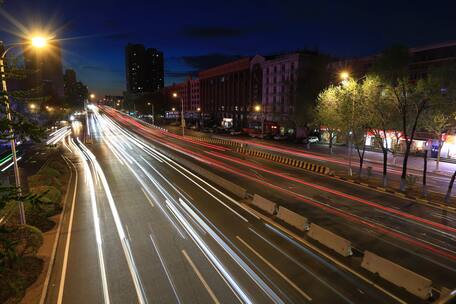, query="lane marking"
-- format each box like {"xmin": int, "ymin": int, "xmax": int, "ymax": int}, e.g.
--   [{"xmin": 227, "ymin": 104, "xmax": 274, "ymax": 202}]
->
[
  {"xmin": 181, "ymin": 249, "xmax": 220, "ymax": 304},
  {"xmin": 39, "ymin": 154, "xmax": 75, "ymax": 304},
  {"xmin": 149, "ymin": 234, "xmax": 182, "ymax": 304},
  {"xmin": 56, "ymin": 155, "xmax": 80, "ymax": 304},
  {"xmin": 141, "ymin": 187, "xmax": 155, "ymax": 207},
  {"xmin": 236, "ymin": 236, "xmax": 312, "ymax": 302},
  {"xmin": 246, "ymin": 206, "xmax": 407, "ymax": 304}
]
